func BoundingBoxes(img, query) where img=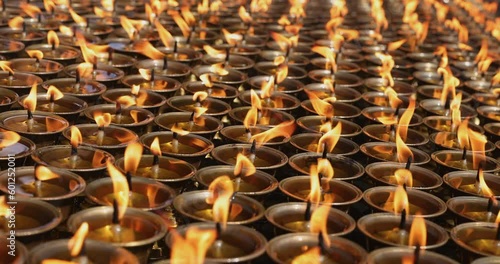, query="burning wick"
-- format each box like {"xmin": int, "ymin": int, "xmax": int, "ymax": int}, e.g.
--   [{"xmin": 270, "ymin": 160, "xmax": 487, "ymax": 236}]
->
[
  {"xmin": 249, "ymin": 140, "xmax": 256, "ymax": 163},
  {"xmin": 461, "ymin": 147, "xmax": 467, "ymax": 166},
  {"xmin": 26, "ymin": 108, "xmax": 34, "ymax": 132},
  {"xmin": 172, "ymin": 131, "xmax": 179, "ymax": 153},
  {"xmin": 48, "ymin": 93, "xmax": 55, "ymax": 112},
  {"xmin": 163, "ymin": 56, "xmax": 168, "ymax": 72},
  {"xmin": 73, "ymin": 68, "xmax": 81, "ymax": 93},
  {"xmin": 70, "ymin": 142, "xmax": 78, "ymax": 169},
  {"xmin": 224, "ymin": 48, "xmax": 230, "ymax": 66},
  {"xmin": 486, "ymin": 196, "xmax": 497, "ymax": 222},
  {"xmin": 96, "ymin": 125, "xmax": 105, "ymax": 146},
  {"xmin": 150, "ymin": 68, "xmax": 155, "ymax": 88},
  {"xmin": 115, "ymin": 102, "xmax": 122, "ymax": 124},
  {"xmin": 188, "ymin": 111, "xmax": 195, "ymax": 131},
  {"xmin": 173, "ymin": 41, "xmax": 178, "ymax": 59},
  {"xmin": 398, "ymin": 209, "xmax": 408, "ymax": 244},
  {"xmin": 244, "ymin": 128, "xmax": 251, "ymax": 142},
  {"xmin": 151, "ymin": 154, "xmax": 160, "ymax": 179},
  {"xmin": 108, "ymin": 48, "xmax": 114, "ymax": 65},
  {"xmin": 474, "ymin": 164, "xmax": 484, "ymax": 195},
  {"xmin": 111, "ymin": 200, "xmax": 124, "ymax": 243}
]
